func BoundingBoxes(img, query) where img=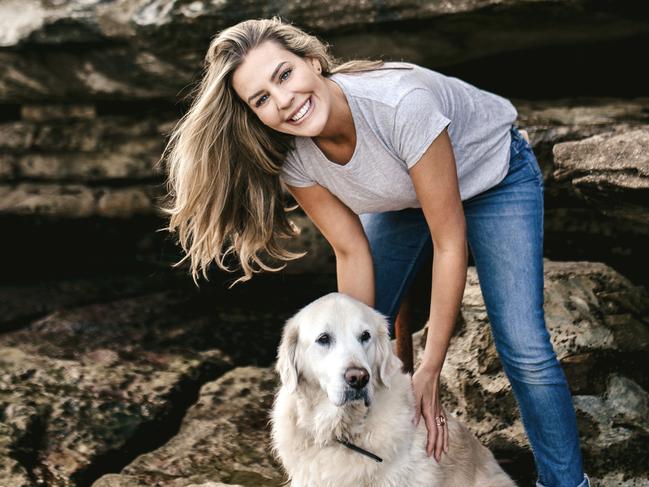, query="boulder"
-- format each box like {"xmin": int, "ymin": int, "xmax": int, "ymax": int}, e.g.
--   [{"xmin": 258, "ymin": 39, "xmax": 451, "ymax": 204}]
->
[
  {"xmin": 0, "ymin": 288, "xmax": 238, "ymax": 486},
  {"xmin": 92, "ymin": 367, "xmax": 283, "ymax": 487},
  {"xmin": 412, "ymin": 260, "xmax": 649, "ymax": 481},
  {"xmin": 0, "ymin": 345, "xmax": 232, "ymax": 487},
  {"xmin": 553, "ymin": 127, "xmax": 649, "ymax": 224}
]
